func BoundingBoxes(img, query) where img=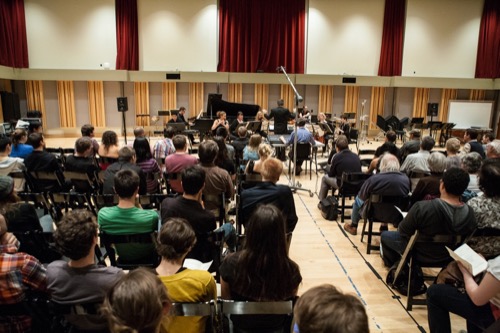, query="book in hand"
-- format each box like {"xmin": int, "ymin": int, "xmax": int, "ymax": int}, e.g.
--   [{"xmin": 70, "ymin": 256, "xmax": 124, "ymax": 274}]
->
[{"xmin": 446, "ymin": 243, "xmax": 488, "ymax": 277}]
